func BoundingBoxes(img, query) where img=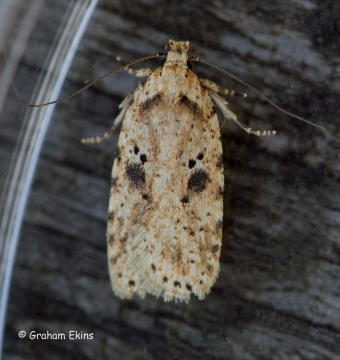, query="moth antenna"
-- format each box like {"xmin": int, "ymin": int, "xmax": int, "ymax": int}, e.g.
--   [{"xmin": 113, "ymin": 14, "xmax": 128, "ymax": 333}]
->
[
  {"xmin": 28, "ymin": 52, "xmax": 166, "ymax": 107},
  {"xmin": 190, "ymin": 56, "xmax": 325, "ymax": 130}
]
